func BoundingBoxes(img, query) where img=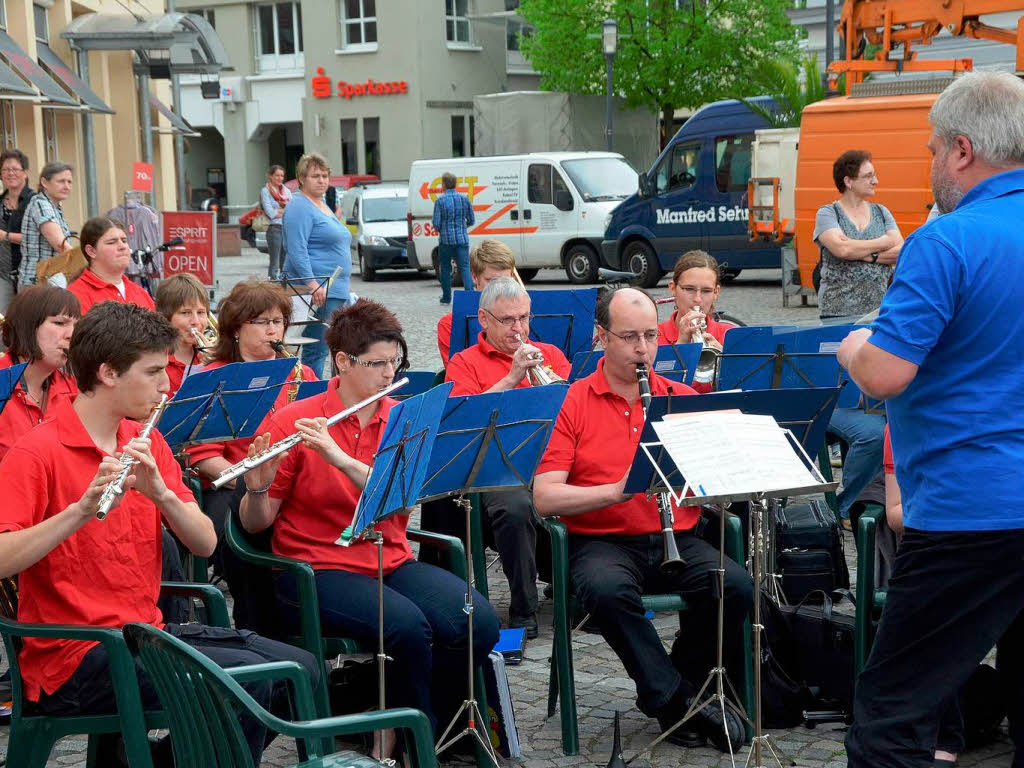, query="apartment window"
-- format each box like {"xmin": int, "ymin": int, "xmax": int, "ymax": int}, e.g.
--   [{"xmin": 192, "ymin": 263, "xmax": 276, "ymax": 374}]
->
[
  {"xmin": 364, "ymin": 117, "xmax": 379, "ymax": 176},
  {"xmin": 197, "ymin": 9, "xmax": 215, "ymax": 28},
  {"xmin": 257, "ymin": 2, "xmax": 304, "ymax": 72},
  {"xmin": 0, "ymin": 100, "xmax": 16, "ymax": 150},
  {"xmin": 451, "ymin": 115, "xmax": 474, "ymax": 157},
  {"xmin": 340, "ymin": 119, "xmax": 357, "ymax": 174},
  {"xmin": 33, "ymin": 4, "xmax": 47, "ymax": 43},
  {"xmin": 341, "ymin": 0, "xmax": 377, "ymax": 51},
  {"xmin": 445, "ymin": 0, "xmax": 471, "ymax": 45},
  {"xmin": 42, "ymin": 110, "xmax": 58, "ymax": 164}
]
